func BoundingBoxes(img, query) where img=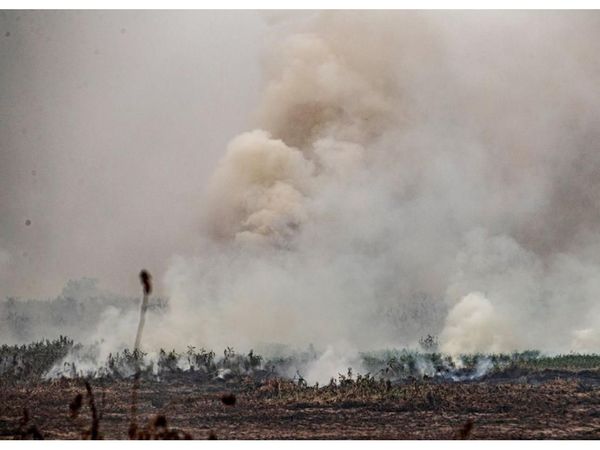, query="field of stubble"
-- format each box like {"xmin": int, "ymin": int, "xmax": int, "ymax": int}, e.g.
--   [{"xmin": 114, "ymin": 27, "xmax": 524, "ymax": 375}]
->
[{"xmin": 3, "ymin": 370, "xmax": 600, "ymax": 439}]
